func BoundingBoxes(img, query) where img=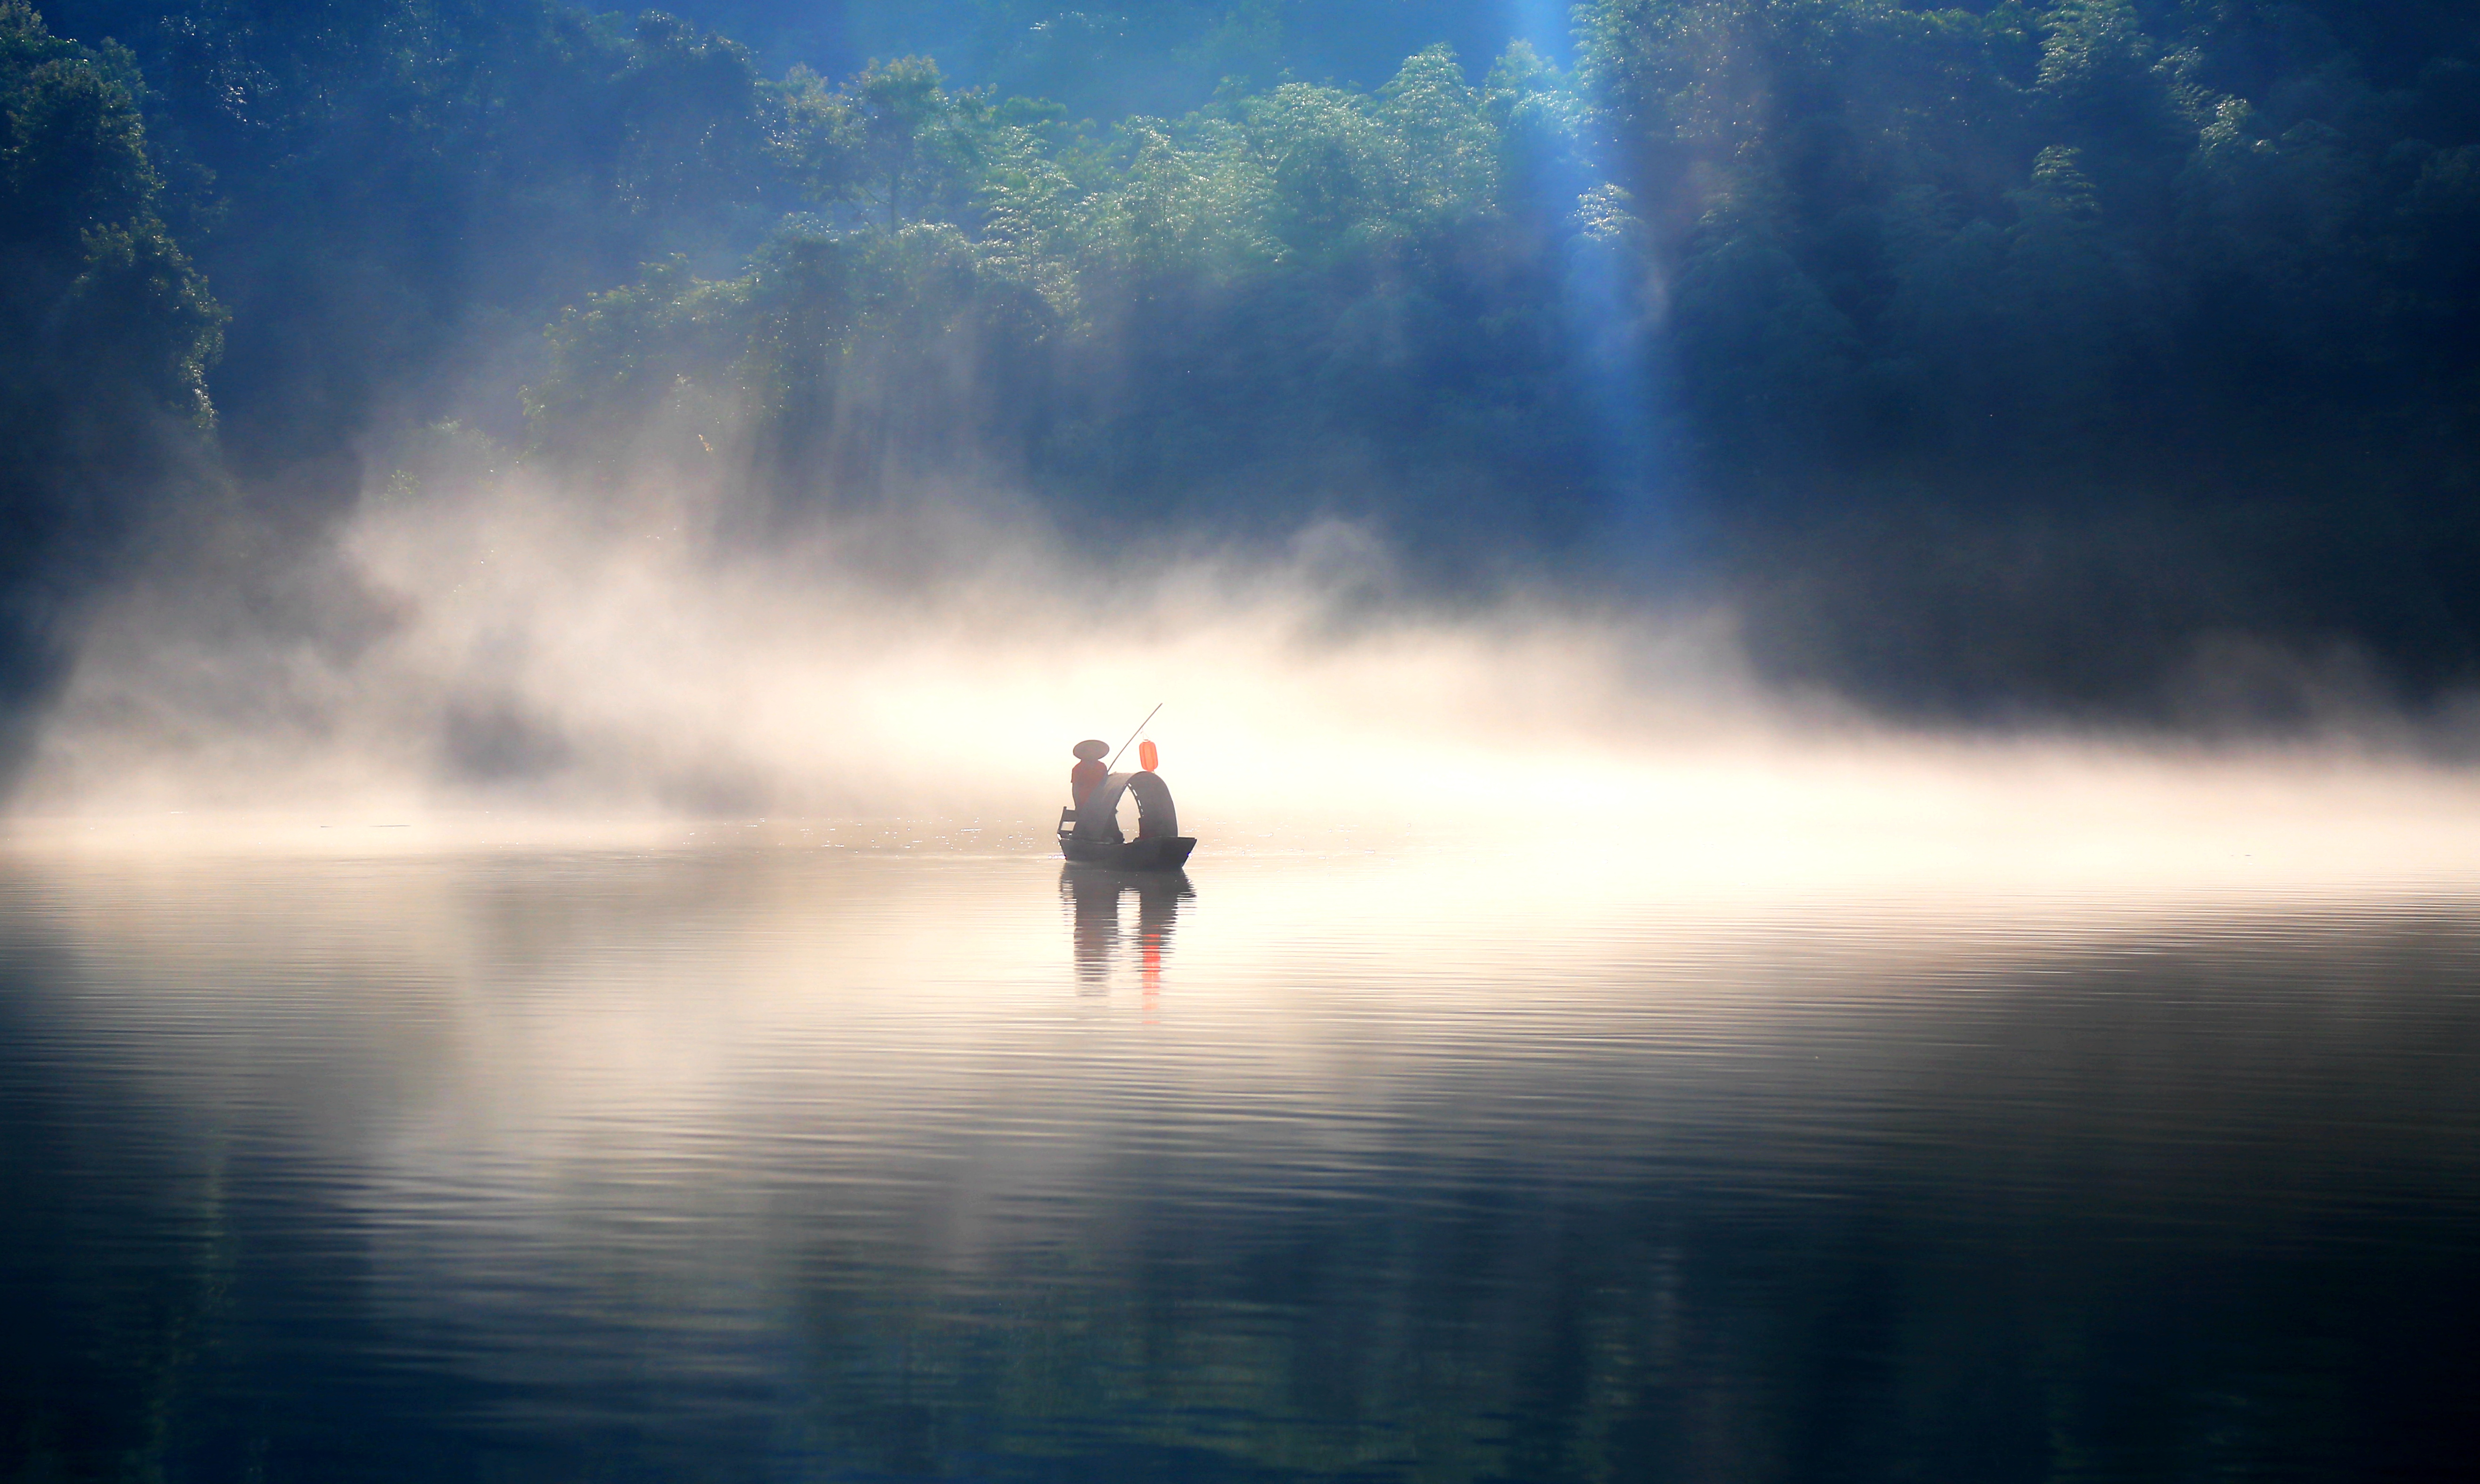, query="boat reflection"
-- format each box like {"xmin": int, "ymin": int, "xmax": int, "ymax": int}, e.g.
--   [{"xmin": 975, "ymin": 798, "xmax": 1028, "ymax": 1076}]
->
[{"xmin": 1062, "ymin": 865, "xmax": 1193, "ymax": 1000}]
